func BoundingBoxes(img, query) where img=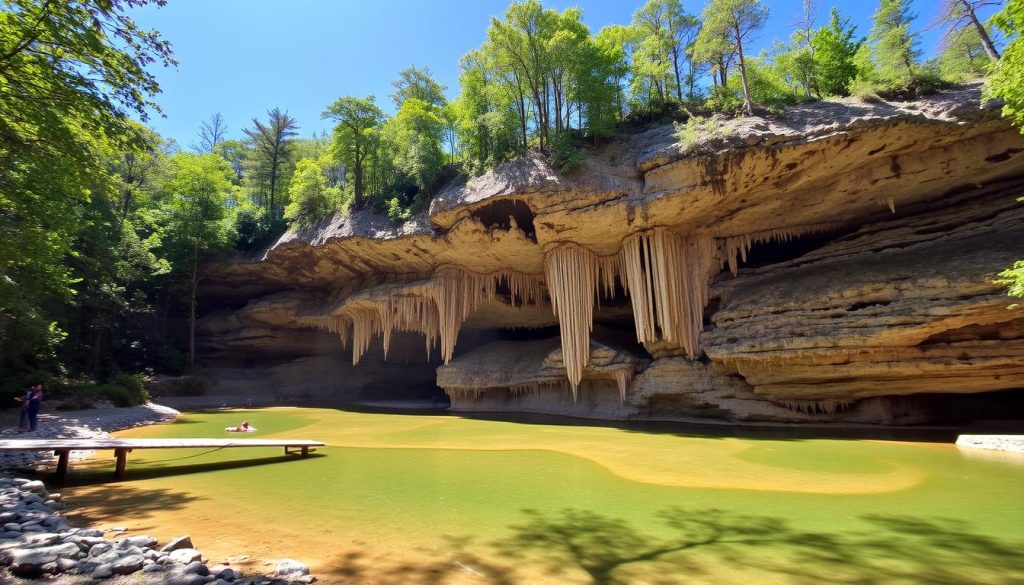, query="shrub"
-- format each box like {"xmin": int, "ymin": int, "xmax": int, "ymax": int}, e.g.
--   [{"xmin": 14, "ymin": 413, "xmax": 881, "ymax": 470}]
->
[
  {"xmin": 552, "ymin": 133, "xmax": 585, "ymax": 173},
  {"xmin": 674, "ymin": 115, "xmax": 732, "ymax": 156},
  {"xmin": 95, "ymin": 384, "xmax": 133, "ymax": 407},
  {"xmin": 114, "ymin": 373, "xmax": 150, "ymax": 405}
]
